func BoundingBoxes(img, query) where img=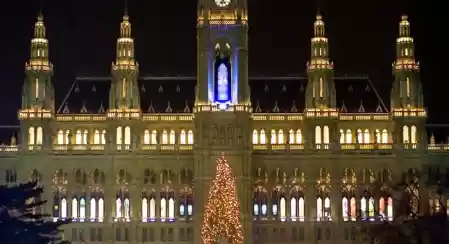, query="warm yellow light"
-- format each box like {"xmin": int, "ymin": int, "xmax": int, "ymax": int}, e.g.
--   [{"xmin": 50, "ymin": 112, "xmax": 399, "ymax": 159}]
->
[{"xmin": 201, "ymin": 153, "xmax": 243, "ymax": 244}]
